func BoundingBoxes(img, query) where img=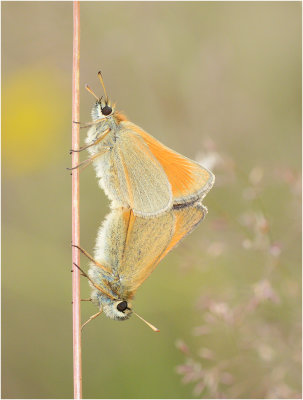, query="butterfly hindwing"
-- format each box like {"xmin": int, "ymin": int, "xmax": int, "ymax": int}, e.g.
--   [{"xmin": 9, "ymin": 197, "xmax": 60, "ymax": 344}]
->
[{"xmin": 112, "ymin": 131, "xmax": 173, "ymax": 217}]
